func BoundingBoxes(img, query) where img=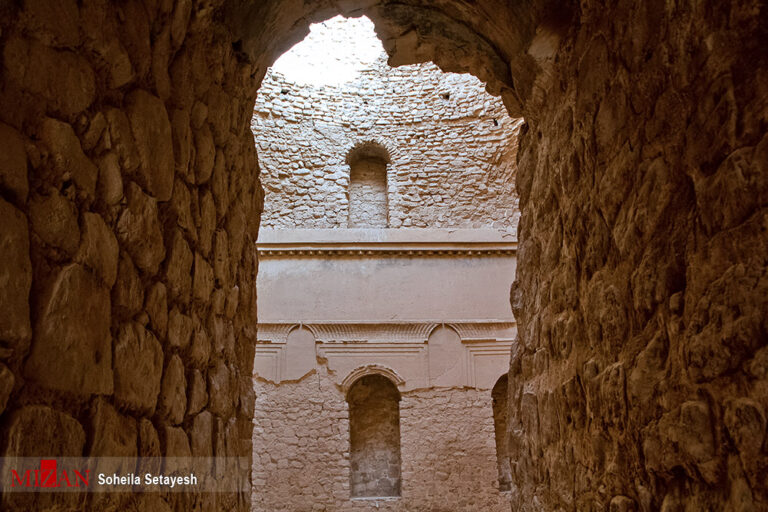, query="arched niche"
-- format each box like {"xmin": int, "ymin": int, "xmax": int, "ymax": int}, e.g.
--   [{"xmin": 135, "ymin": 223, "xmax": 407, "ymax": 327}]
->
[
  {"xmin": 492, "ymin": 373, "xmax": 512, "ymax": 492},
  {"xmin": 346, "ymin": 142, "xmax": 391, "ymax": 228},
  {"xmin": 346, "ymin": 374, "xmax": 402, "ymax": 498}
]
